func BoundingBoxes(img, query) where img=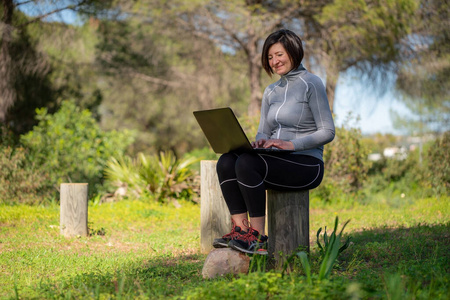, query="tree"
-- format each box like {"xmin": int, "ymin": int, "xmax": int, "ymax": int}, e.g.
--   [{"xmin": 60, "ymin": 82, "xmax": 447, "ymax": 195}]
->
[
  {"xmin": 138, "ymin": 0, "xmax": 418, "ymax": 115},
  {"xmin": 393, "ymin": 0, "xmax": 449, "ymax": 134},
  {"xmin": 308, "ymin": 0, "xmax": 418, "ymax": 111},
  {"xmin": 122, "ymin": 0, "xmax": 301, "ymax": 117},
  {"xmin": 0, "ymin": 0, "xmax": 113, "ymax": 129},
  {"xmin": 94, "ymin": 14, "xmax": 250, "ymax": 154}
]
